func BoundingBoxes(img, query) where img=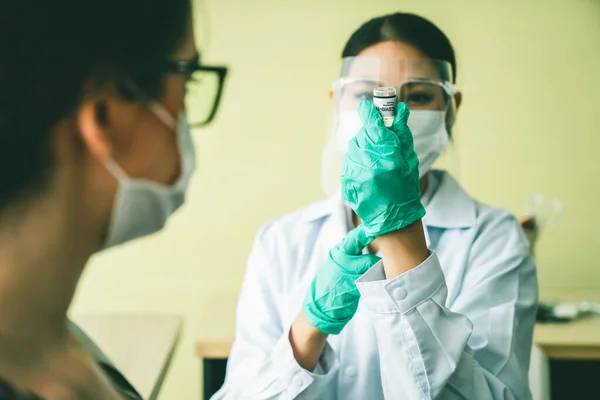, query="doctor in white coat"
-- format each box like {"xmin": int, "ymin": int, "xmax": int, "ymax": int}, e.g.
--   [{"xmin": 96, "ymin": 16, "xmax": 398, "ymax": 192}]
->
[{"xmin": 214, "ymin": 12, "xmax": 537, "ymax": 400}]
